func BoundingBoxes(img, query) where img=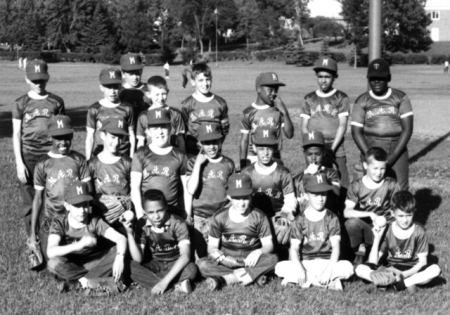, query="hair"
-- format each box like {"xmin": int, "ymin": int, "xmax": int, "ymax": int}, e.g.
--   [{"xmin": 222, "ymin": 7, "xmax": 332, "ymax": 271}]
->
[
  {"xmin": 391, "ymin": 190, "xmax": 416, "ymax": 214},
  {"xmin": 191, "ymin": 63, "xmax": 211, "ymax": 79},
  {"xmin": 147, "ymin": 75, "xmax": 168, "ymax": 91},
  {"xmin": 143, "ymin": 189, "xmax": 168, "ymax": 207},
  {"xmin": 314, "ymin": 69, "xmax": 338, "ymax": 78},
  {"xmin": 365, "ymin": 147, "xmax": 388, "ymax": 163}
]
